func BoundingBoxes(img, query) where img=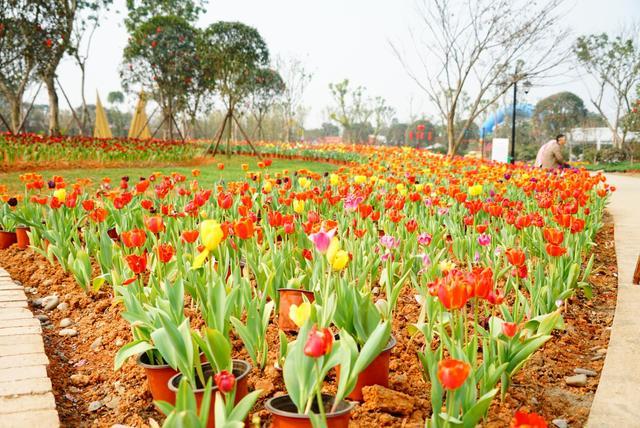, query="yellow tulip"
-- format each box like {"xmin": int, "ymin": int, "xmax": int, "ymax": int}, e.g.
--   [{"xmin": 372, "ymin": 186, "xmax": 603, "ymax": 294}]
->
[
  {"xmin": 326, "ymin": 237, "xmax": 340, "ymax": 264},
  {"xmin": 439, "ymin": 260, "xmax": 456, "ymax": 272},
  {"xmin": 415, "ymin": 184, "xmax": 424, "ymax": 192},
  {"xmin": 354, "ymin": 175, "xmax": 366, "ymax": 184},
  {"xmin": 289, "ymin": 301, "xmax": 311, "ymax": 327},
  {"xmin": 53, "ymin": 188, "xmax": 66, "ymax": 202},
  {"xmin": 329, "ymin": 174, "xmax": 340, "ymax": 186},
  {"xmin": 293, "ymin": 199, "xmax": 305, "ymax": 214},
  {"xmin": 468, "ymin": 184, "xmax": 483, "ymax": 197},
  {"xmin": 298, "ymin": 177, "xmax": 310, "ymax": 189},
  {"xmin": 263, "ymin": 181, "xmax": 272, "ymax": 193},
  {"xmin": 193, "ymin": 220, "xmax": 224, "ymax": 269},
  {"xmin": 201, "ymin": 220, "xmax": 223, "ymax": 251},
  {"xmin": 330, "ymin": 249, "xmax": 349, "ymax": 271}
]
